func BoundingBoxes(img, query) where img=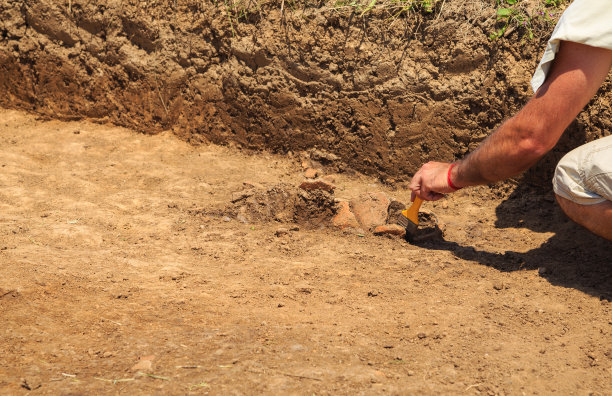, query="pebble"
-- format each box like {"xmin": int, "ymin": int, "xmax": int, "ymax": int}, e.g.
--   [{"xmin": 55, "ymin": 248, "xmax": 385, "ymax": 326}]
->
[
  {"xmin": 131, "ymin": 359, "xmax": 153, "ymax": 371},
  {"xmin": 538, "ymin": 267, "xmax": 549, "ymax": 276},
  {"xmin": 304, "ymin": 168, "xmax": 319, "ymax": 179},
  {"xmin": 493, "ymin": 282, "xmax": 503, "ymax": 291},
  {"xmin": 222, "ymin": 216, "xmax": 231, "ymax": 222},
  {"xmin": 417, "ymin": 333, "xmax": 427, "ymax": 339}
]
